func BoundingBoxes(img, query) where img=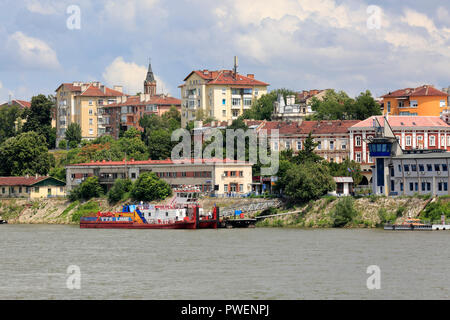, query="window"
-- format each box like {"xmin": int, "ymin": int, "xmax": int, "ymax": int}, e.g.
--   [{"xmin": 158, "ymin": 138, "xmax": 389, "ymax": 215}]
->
[
  {"xmin": 404, "ymin": 165, "xmax": 410, "ymax": 172},
  {"xmin": 422, "ymin": 182, "xmax": 426, "ymax": 191},
  {"xmin": 443, "ymin": 164, "xmax": 448, "ymax": 171},
  {"xmin": 89, "ymin": 118, "xmax": 93, "ymax": 125},
  {"xmin": 435, "ymin": 164, "xmax": 440, "ymax": 171},
  {"xmin": 230, "ymin": 171, "xmax": 236, "ymax": 177},
  {"xmin": 89, "ymin": 129, "xmax": 94, "ymax": 135},
  {"xmin": 409, "ymin": 183, "xmax": 414, "ymax": 191},
  {"xmin": 440, "ymin": 100, "xmax": 446, "ymax": 108},
  {"xmin": 430, "ymin": 136, "xmax": 436, "ymax": 146},
  {"xmin": 285, "ymin": 141, "xmax": 291, "ymax": 150},
  {"xmin": 405, "ymin": 136, "xmax": 411, "ymax": 146},
  {"xmin": 224, "ymin": 185, "xmax": 228, "ymax": 193},
  {"xmin": 427, "ymin": 164, "xmax": 432, "ymax": 172},
  {"xmin": 400, "ymin": 183, "xmax": 404, "ymax": 191},
  {"xmin": 442, "ymin": 136, "xmax": 446, "ymax": 147},
  {"xmin": 445, "ymin": 183, "xmax": 448, "ymax": 191},
  {"xmin": 35, "ymin": 187, "xmax": 39, "ymax": 193},
  {"xmin": 222, "ymin": 88, "xmax": 226, "ymax": 95},
  {"xmin": 398, "ymin": 101, "xmax": 404, "ymax": 108},
  {"xmin": 317, "ymin": 141, "xmax": 322, "ymax": 150},
  {"xmin": 232, "ymin": 110, "xmax": 239, "ymax": 117},
  {"xmin": 341, "ymin": 143, "xmax": 347, "ymax": 150},
  {"xmin": 297, "ymin": 141, "xmax": 302, "ymax": 150},
  {"xmin": 330, "ymin": 141, "xmax": 334, "ymax": 150},
  {"xmin": 355, "ymin": 136, "xmax": 361, "ymax": 147},
  {"xmin": 222, "ymin": 99, "xmax": 226, "ymax": 105},
  {"xmin": 427, "ymin": 182, "xmax": 431, "ymax": 191},
  {"xmin": 243, "ymin": 98, "xmax": 252, "ymax": 106},
  {"xmin": 274, "ymin": 142, "xmax": 279, "ymax": 151},
  {"xmin": 89, "ymin": 100, "xmax": 93, "ymax": 106},
  {"xmin": 411, "ymin": 164, "xmax": 417, "ymax": 172},
  {"xmin": 131, "ymin": 173, "xmax": 136, "ymax": 179},
  {"xmin": 419, "ymin": 164, "xmax": 424, "ymax": 172},
  {"xmin": 255, "ymin": 89, "xmax": 259, "ymax": 96},
  {"xmin": 410, "ymin": 100, "xmax": 418, "ymax": 108},
  {"xmin": 222, "ymin": 110, "xmax": 226, "ymax": 117},
  {"xmin": 2, "ymin": 187, "xmax": 6, "ymax": 194},
  {"xmin": 239, "ymin": 184, "xmax": 243, "ymax": 192},
  {"xmin": 398, "ymin": 164, "xmax": 402, "ymax": 172},
  {"xmin": 89, "ymin": 109, "xmax": 93, "ymax": 115},
  {"xmin": 391, "ymin": 180, "xmax": 395, "ymax": 192},
  {"xmin": 232, "ymin": 98, "xmax": 241, "ymax": 106},
  {"xmin": 356, "ymin": 153, "xmax": 361, "ymax": 163},
  {"xmin": 438, "ymin": 182, "xmax": 443, "ymax": 191},
  {"xmin": 415, "ymin": 182, "xmax": 418, "ymax": 191},
  {"xmin": 387, "ymin": 101, "xmax": 391, "ymax": 113}
]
